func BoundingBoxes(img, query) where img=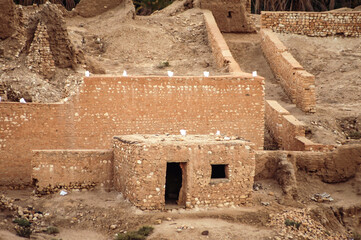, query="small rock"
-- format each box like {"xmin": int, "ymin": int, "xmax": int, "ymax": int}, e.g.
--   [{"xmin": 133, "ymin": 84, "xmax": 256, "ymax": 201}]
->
[
  {"xmin": 166, "ymin": 217, "xmax": 172, "ymax": 221},
  {"xmin": 201, "ymin": 230, "xmax": 209, "ymax": 235},
  {"xmin": 110, "ymin": 224, "xmax": 117, "ymax": 230}
]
